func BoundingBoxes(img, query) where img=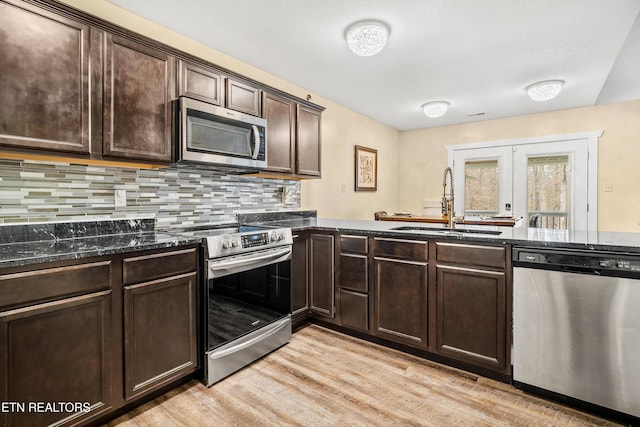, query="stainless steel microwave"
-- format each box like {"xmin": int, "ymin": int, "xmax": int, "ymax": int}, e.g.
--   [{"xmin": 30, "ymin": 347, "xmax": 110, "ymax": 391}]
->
[{"xmin": 177, "ymin": 96, "xmax": 267, "ymax": 170}]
